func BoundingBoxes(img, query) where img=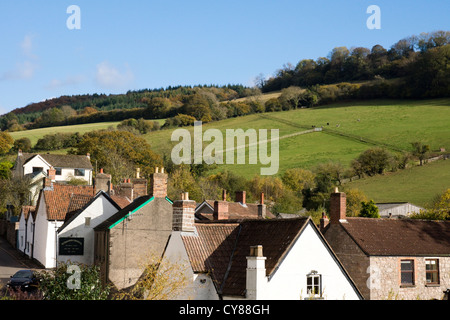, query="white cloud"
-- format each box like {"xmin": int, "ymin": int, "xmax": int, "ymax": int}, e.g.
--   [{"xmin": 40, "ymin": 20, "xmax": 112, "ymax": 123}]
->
[
  {"xmin": 45, "ymin": 75, "xmax": 86, "ymax": 90},
  {"xmin": 0, "ymin": 35, "xmax": 38, "ymax": 82},
  {"xmin": 21, "ymin": 35, "xmax": 36, "ymax": 58},
  {"xmin": 95, "ymin": 61, "xmax": 134, "ymax": 89},
  {"xmin": 1, "ymin": 60, "xmax": 37, "ymax": 81}
]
